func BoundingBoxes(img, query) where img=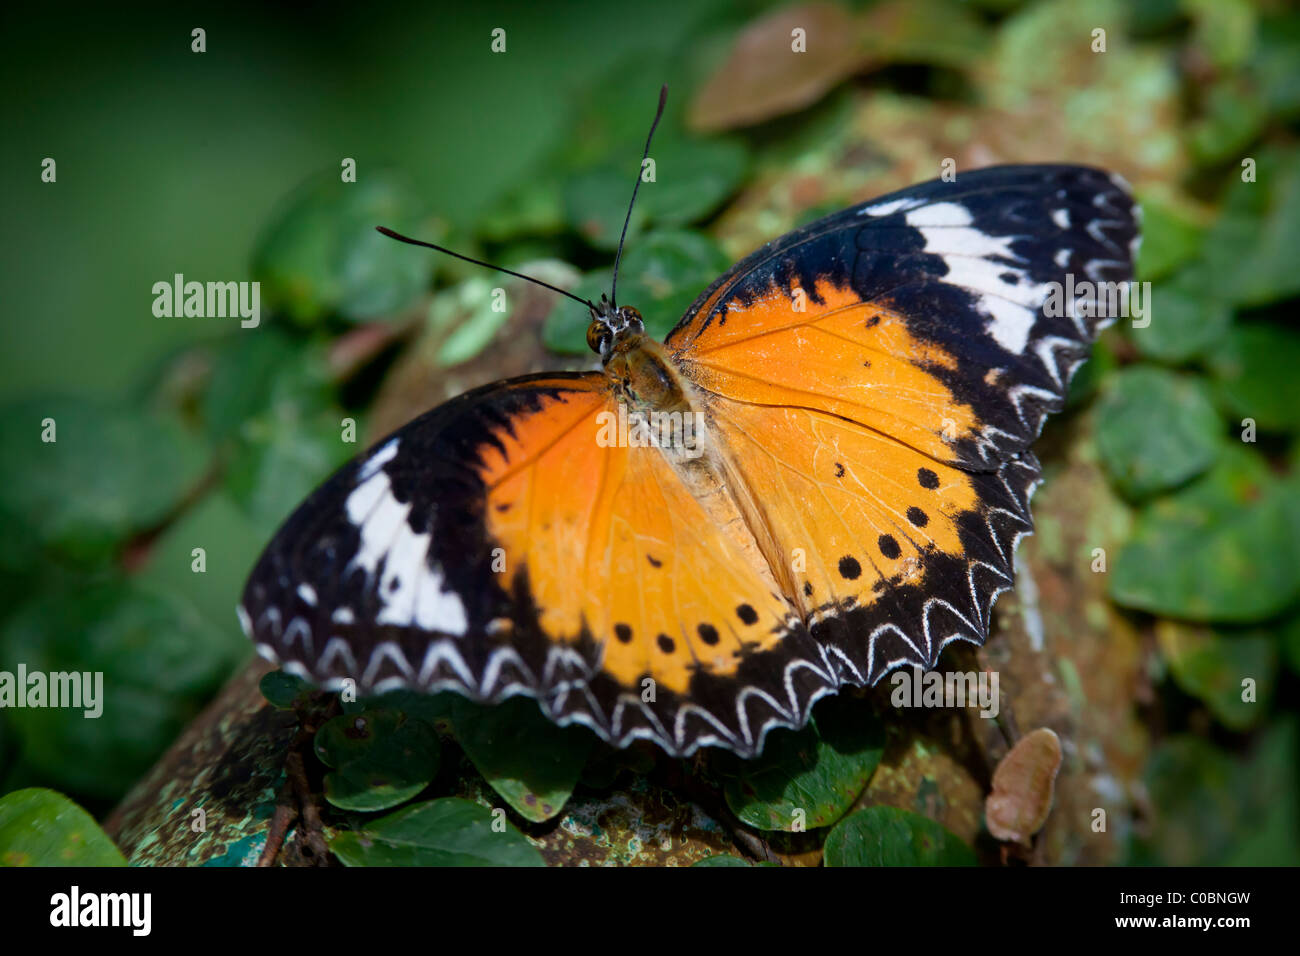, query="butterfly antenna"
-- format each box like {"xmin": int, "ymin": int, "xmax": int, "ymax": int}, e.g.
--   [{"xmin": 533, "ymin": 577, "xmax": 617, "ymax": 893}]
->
[
  {"xmin": 610, "ymin": 85, "xmax": 668, "ymax": 308},
  {"xmin": 375, "ymin": 227, "xmax": 597, "ymax": 312}
]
